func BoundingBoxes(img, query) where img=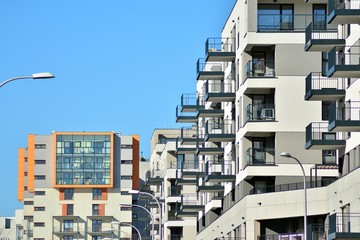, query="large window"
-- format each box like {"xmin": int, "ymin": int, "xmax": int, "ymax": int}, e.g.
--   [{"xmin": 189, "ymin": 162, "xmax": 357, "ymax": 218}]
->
[
  {"xmin": 56, "ymin": 134, "xmax": 111, "ymax": 186},
  {"xmin": 313, "ymin": 4, "xmax": 327, "ymax": 30},
  {"xmin": 92, "ymin": 204, "xmax": 100, "ymax": 215},
  {"xmin": 64, "ymin": 189, "xmax": 74, "ymax": 200},
  {"xmin": 64, "ymin": 220, "xmax": 74, "ymax": 232},
  {"xmin": 92, "ymin": 189, "xmax": 102, "ymax": 200},
  {"xmin": 92, "ymin": 220, "xmax": 102, "ymax": 232},
  {"xmin": 258, "ymin": 4, "xmax": 294, "ymax": 31},
  {"xmin": 67, "ymin": 204, "xmax": 74, "ymax": 216}
]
